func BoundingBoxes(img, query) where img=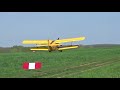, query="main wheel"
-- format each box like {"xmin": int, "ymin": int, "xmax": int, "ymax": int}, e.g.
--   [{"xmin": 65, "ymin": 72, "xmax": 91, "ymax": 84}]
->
[
  {"xmin": 59, "ymin": 50, "xmax": 62, "ymax": 52},
  {"xmin": 49, "ymin": 50, "xmax": 51, "ymax": 52}
]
